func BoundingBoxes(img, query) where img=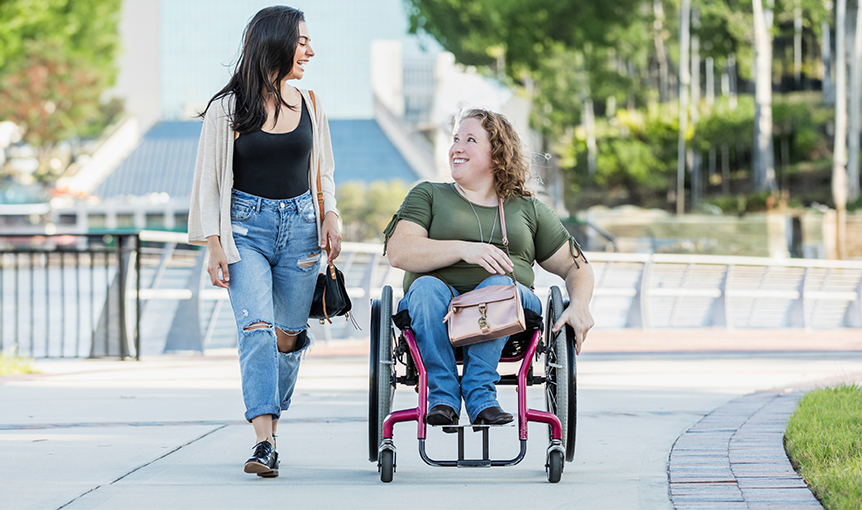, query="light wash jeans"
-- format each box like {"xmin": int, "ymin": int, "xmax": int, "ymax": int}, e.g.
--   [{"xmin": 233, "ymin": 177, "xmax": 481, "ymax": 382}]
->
[
  {"xmin": 398, "ymin": 274, "xmax": 542, "ymax": 422},
  {"xmin": 227, "ymin": 189, "xmax": 320, "ymax": 422}
]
